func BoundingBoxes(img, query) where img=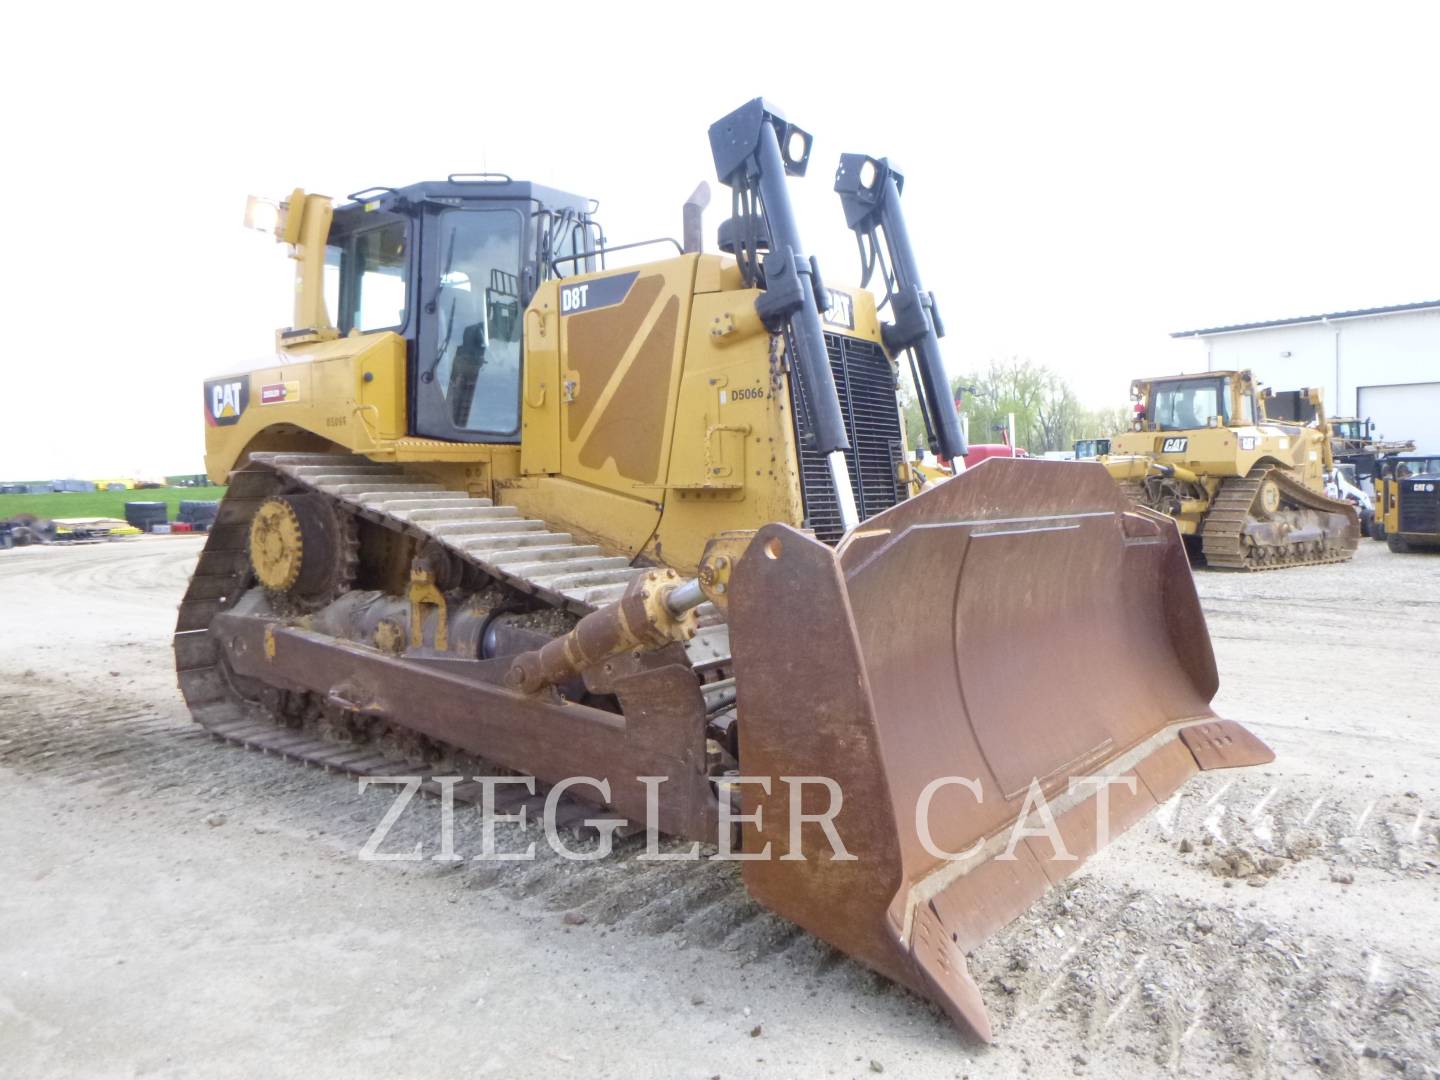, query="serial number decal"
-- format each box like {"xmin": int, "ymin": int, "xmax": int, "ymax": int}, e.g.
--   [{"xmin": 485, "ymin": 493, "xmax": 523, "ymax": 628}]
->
[
  {"xmin": 722, "ymin": 386, "xmax": 766, "ymax": 404},
  {"xmin": 823, "ymin": 289, "xmax": 855, "ymax": 330},
  {"xmin": 558, "ymin": 271, "xmax": 640, "ymax": 316},
  {"xmin": 1239, "ymin": 435, "xmax": 1257, "ymax": 450},
  {"xmin": 324, "ymin": 416, "xmax": 347, "ymax": 428},
  {"xmin": 1161, "ymin": 436, "xmax": 1188, "ymax": 453}
]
